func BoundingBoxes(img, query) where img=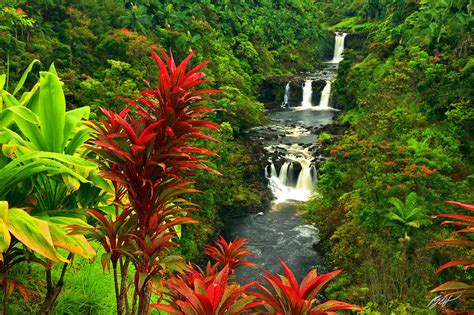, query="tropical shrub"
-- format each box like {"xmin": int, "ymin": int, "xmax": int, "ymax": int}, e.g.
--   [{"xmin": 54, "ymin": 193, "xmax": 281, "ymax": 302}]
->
[
  {"xmin": 152, "ymin": 264, "xmax": 260, "ymax": 315},
  {"xmin": 0, "ymin": 61, "xmax": 104, "ymax": 313},
  {"xmin": 251, "ymin": 259, "xmax": 363, "ymax": 314},
  {"xmin": 203, "ymin": 237, "xmax": 255, "ymax": 273},
  {"xmin": 77, "ymin": 49, "xmax": 221, "ymax": 314},
  {"xmin": 386, "ymin": 192, "xmax": 431, "ymax": 239}
]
